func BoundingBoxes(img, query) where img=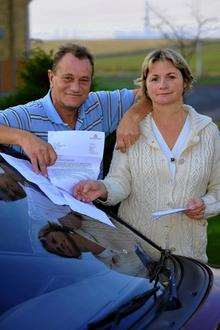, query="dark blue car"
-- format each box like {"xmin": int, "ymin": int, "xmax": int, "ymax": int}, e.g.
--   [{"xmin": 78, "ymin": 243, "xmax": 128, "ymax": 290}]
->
[{"xmin": 0, "ymin": 155, "xmax": 220, "ymax": 330}]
